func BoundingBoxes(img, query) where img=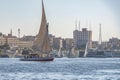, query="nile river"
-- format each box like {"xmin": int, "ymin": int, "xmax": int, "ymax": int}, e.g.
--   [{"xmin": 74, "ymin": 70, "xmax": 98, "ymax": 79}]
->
[{"xmin": 0, "ymin": 58, "xmax": 120, "ymax": 80}]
